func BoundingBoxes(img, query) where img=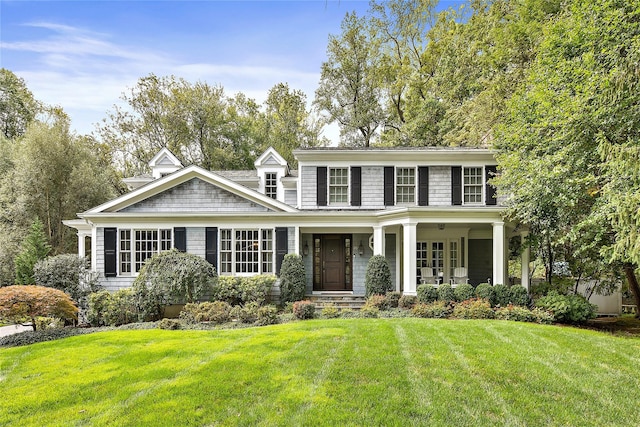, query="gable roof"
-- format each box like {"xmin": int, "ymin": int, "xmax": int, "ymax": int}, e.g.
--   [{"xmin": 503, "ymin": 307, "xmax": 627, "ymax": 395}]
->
[
  {"xmin": 82, "ymin": 165, "xmax": 297, "ymax": 215},
  {"xmin": 255, "ymin": 146, "xmax": 289, "ymax": 170},
  {"xmin": 149, "ymin": 147, "xmax": 183, "ymax": 168}
]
